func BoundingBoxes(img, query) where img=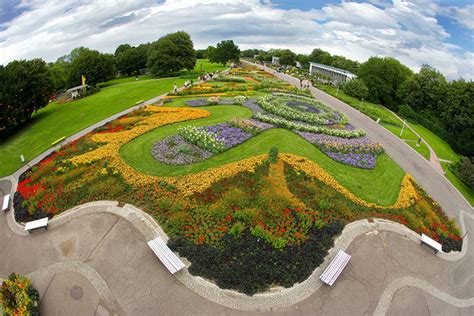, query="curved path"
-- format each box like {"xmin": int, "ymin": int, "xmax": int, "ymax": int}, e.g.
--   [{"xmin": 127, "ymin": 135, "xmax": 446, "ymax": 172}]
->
[
  {"xmin": 245, "ymin": 61, "xmax": 472, "ymax": 220},
  {"xmin": 1, "ymin": 64, "xmax": 473, "ymax": 314},
  {"xmin": 1, "ymin": 176, "xmax": 473, "ymax": 314}
]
